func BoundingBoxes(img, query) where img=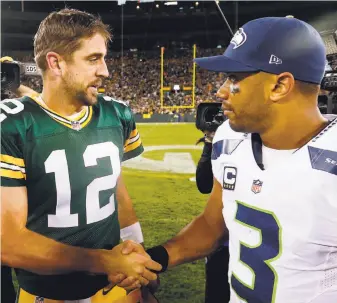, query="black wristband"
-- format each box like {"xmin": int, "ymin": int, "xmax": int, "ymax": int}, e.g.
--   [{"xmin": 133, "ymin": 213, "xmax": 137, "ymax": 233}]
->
[{"xmin": 146, "ymin": 245, "xmax": 169, "ymax": 273}]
